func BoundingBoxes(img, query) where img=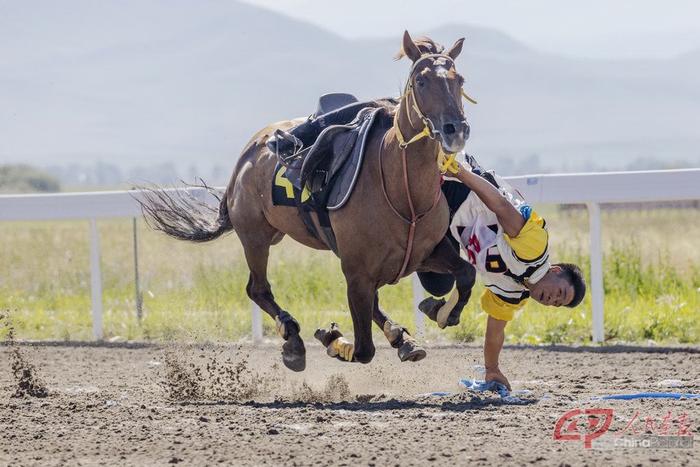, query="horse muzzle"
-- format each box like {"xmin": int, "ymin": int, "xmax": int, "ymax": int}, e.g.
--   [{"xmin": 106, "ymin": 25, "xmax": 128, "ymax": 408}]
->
[{"xmin": 436, "ymin": 120, "xmax": 469, "ymax": 154}]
